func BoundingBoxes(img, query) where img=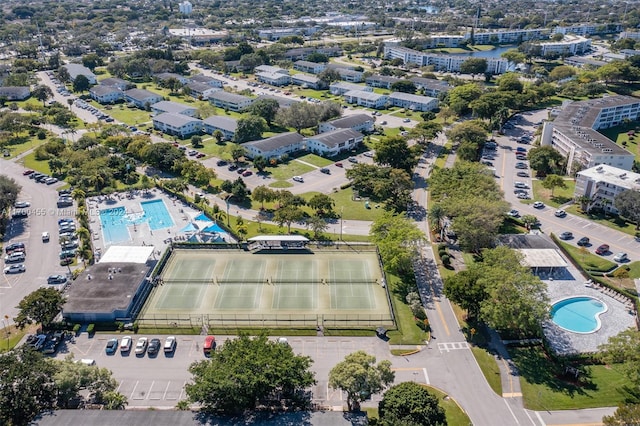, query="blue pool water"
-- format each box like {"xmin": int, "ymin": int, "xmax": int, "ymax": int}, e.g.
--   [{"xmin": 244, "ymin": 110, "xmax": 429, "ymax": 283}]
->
[
  {"xmin": 100, "ymin": 207, "xmax": 131, "ymax": 245},
  {"xmin": 99, "ymin": 200, "xmax": 174, "ymax": 245},
  {"xmin": 551, "ymin": 297, "xmax": 607, "ymax": 334},
  {"xmin": 141, "ymin": 199, "xmax": 174, "ymax": 231}
]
